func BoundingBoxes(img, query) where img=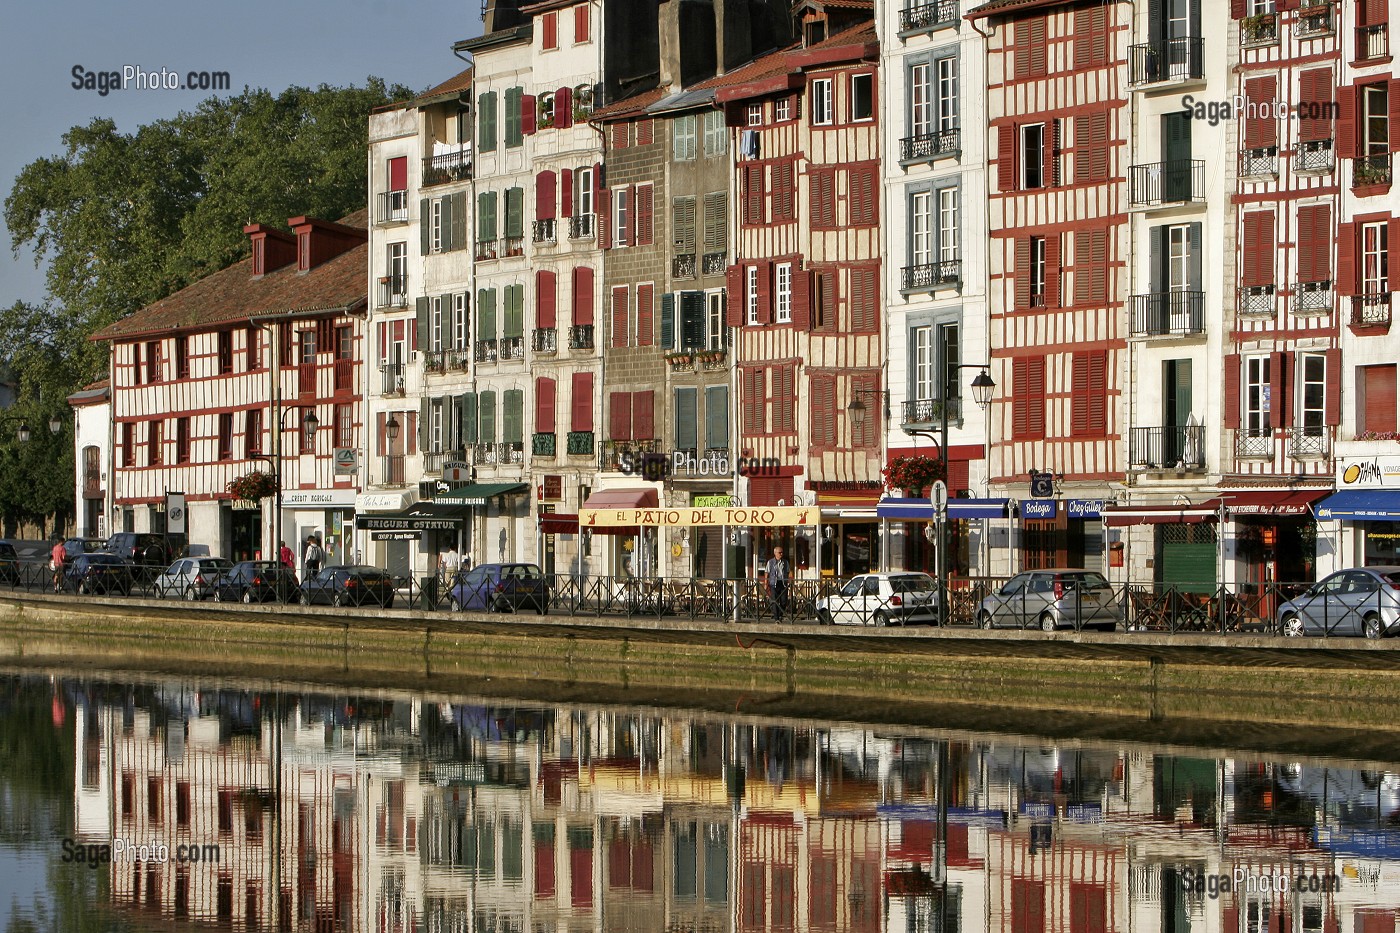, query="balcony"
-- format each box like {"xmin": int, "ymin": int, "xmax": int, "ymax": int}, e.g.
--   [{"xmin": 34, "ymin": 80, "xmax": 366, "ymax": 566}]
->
[
  {"xmin": 500, "ymin": 441, "xmax": 524, "ymax": 464},
  {"xmin": 1130, "ymin": 291, "xmax": 1205, "ymax": 336},
  {"xmin": 500, "ymin": 336, "xmax": 525, "ymax": 361},
  {"xmin": 1356, "ymin": 23, "xmax": 1389, "ymax": 61},
  {"xmin": 422, "ymin": 449, "xmax": 451, "ymax": 475},
  {"xmin": 379, "ymin": 363, "xmax": 405, "ymax": 397},
  {"xmin": 1288, "ymin": 425, "xmax": 1329, "ymax": 459},
  {"xmin": 900, "ymin": 128, "xmax": 961, "ymax": 162},
  {"xmin": 899, "ymin": 0, "xmax": 957, "ymax": 32},
  {"xmin": 449, "ymin": 349, "xmax": 472, "ymax": 371},
  {"xmin": 1129, "ymin": 425, "xmax": 1206, "ymax": 471},
  {"xmin": 569, "ymin": 213, "xmax": 595, "ymax": 240},
  {"xmin": 476, "ymin": 239, "xmax": 498, "ymax": 261},
  {"xmin": 297, "ymin": 361, "xmax": 316, "ymax": 396},
  {"xmin": 377, "ymin": 277, "xmax": 408, "ymax": 309},
  {"xmin": 1294, "ymin": 139, "xmax": 1334, "ymax": 173},
  {"xmin": 1128, "ymin": 37, "xmax": 1205, "ymax": 87},
  {"xmin": 532, "ymin": 432, "xmax": 557, "ymax": 457},
  {"xmin": 1239, "ymin": 146, "xmax": 1278, "ymax": 178},
  {"xmin": 472, "ymin": 442, "xmax": 499, "ymax": 465},
  {"xmin": 1235, "ymin": 428, "xmax": 1273, "ymax": 459},
  {"xmin": 475, "ymin": 339, "xmax": 499, "ymax": 364},
  {"xmin": 902, "ymin": 397, "xmax": 961, "ymax": 430},
  {"xmin": 702, "ymin": 252, "xmax": 727, "ymax": 276},
  {"xmin": 566, "ymin": 431, "xmax": 595, "ymax": 456},
  {"xmin": 568, "ymin": 325, "xmax": 595, "ymax": 350},
  {"xmin": 532, "ymin": 328, "xmax": 558, "ymax": 354},
  {"xmin": 1239, "ymin": 285, "xmax": 1275, "ymax": 317},
  {"xmin": 1129, "ymin": 160, "xmax": 1206, "ymax": 207},
  {"xmin": 503, "ymin": 236, "xmax": 525, "ymax": 258},
  {"xmin": 600, "ymin": 438, "xmax": 662, "ymax": 472},
  {"xmin": 673, "ymin": 253, "xmax": 697, "ymax": 280},
  {"xmin": 1294, "ymin": 1, "xmax": 1334, "ymax": 37},
  {"xmin": 376, "ymin": 190, "xmax": 409, "ymax": 224},
  {"xmin": 1239, "ymin": 12, "xmax": 1278, "ymax": 45},
  {"xmin": 902, "ymin": 260, "xmax": 961, "ymax": 291},
  {"xmin": 1293, "ymin": 281, "xmax": 1332, "ymax": 316},
  {"xmin": 1353, "ymin": 154, "xmax": 1392, "ymax": 190},
  {"xmin": 423, "ymin": 350, "xmax": 448, "ymax": 374},
  {"xmin": 380, "ymin": 455, "xmax": 406, "ymax": 487},
  {"xmin": 421, "ymin": 150, "xmax": 472, "ymax": 187},
  {"xmin": 532, "ymin": 219, "xmax": 556, "ymax": 245},
  {"xmin": 1351, "ymin": 293, "xmax": 1392, "ymax": 328}
]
